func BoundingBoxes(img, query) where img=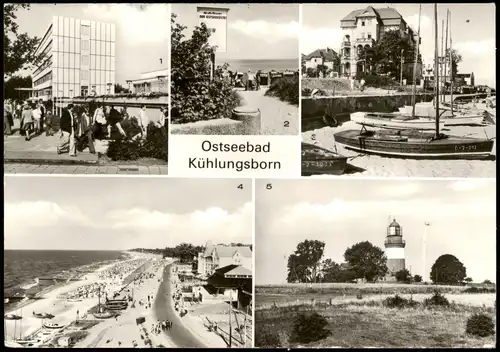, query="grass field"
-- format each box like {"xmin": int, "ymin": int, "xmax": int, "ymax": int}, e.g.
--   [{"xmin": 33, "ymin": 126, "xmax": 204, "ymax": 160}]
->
[{"xmin": 255, "ymin": 283, "xmax": 496, "ymax": 348}]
